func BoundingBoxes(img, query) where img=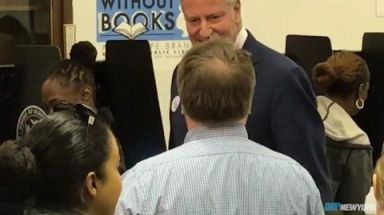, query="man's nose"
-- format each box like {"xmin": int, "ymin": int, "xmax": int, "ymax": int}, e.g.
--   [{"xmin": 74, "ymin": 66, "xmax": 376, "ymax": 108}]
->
[{"xmin": 199, "ymin": 22, "xmax": 212, "ymax": 39}]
